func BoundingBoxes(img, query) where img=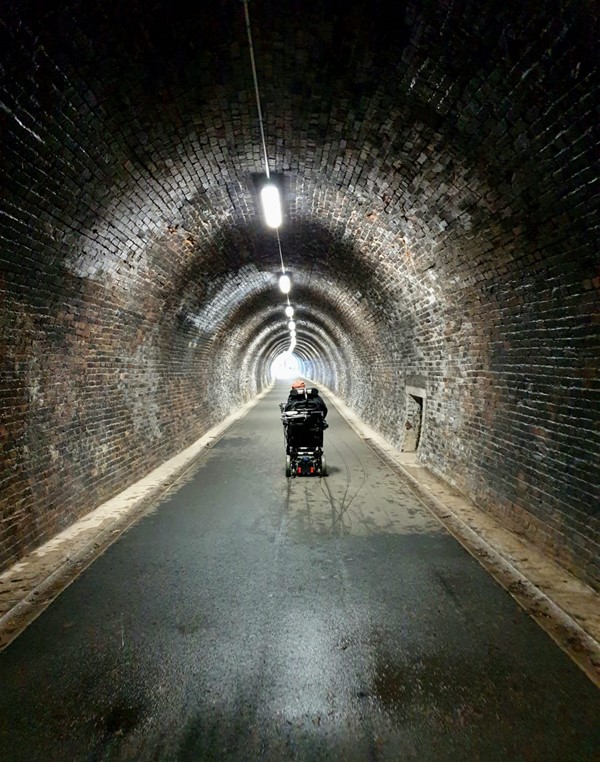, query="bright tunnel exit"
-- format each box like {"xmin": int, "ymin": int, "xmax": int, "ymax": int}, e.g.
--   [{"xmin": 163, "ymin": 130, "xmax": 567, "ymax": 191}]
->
[{"xmin": 270, "ymin": 352, "xmax": 303, "ymax": 380}]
